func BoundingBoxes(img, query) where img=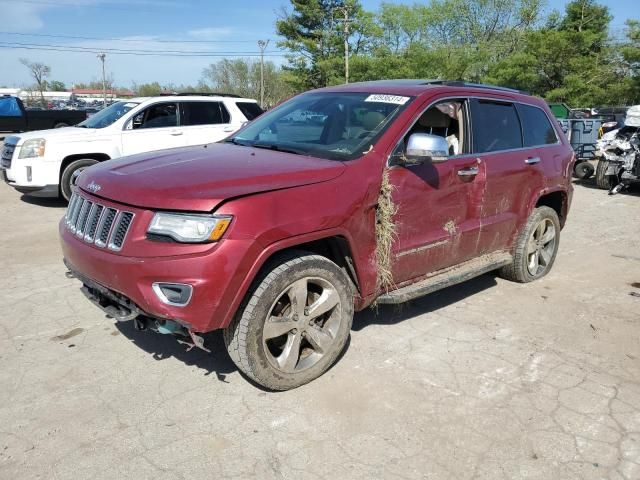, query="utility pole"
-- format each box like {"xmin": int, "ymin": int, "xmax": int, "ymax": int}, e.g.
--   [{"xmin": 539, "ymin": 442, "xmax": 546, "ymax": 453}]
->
[
  {"xmin": 257, "ymin": 40, "xmax": 269, "ymax": 109},
  {"xmin": 97, "ymin": 53, "xmax": 106, "ymax": 107},
  {"xmin": 335, "ymin": 6, "xmax": 351, "ymax": 84}
]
